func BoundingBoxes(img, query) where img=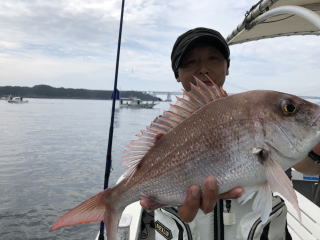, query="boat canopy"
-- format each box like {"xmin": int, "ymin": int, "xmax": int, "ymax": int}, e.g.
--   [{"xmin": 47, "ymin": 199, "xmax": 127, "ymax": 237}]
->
[{"xmin": 226, "ymin": 0, "xmax": 320, "ymax": 45}]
